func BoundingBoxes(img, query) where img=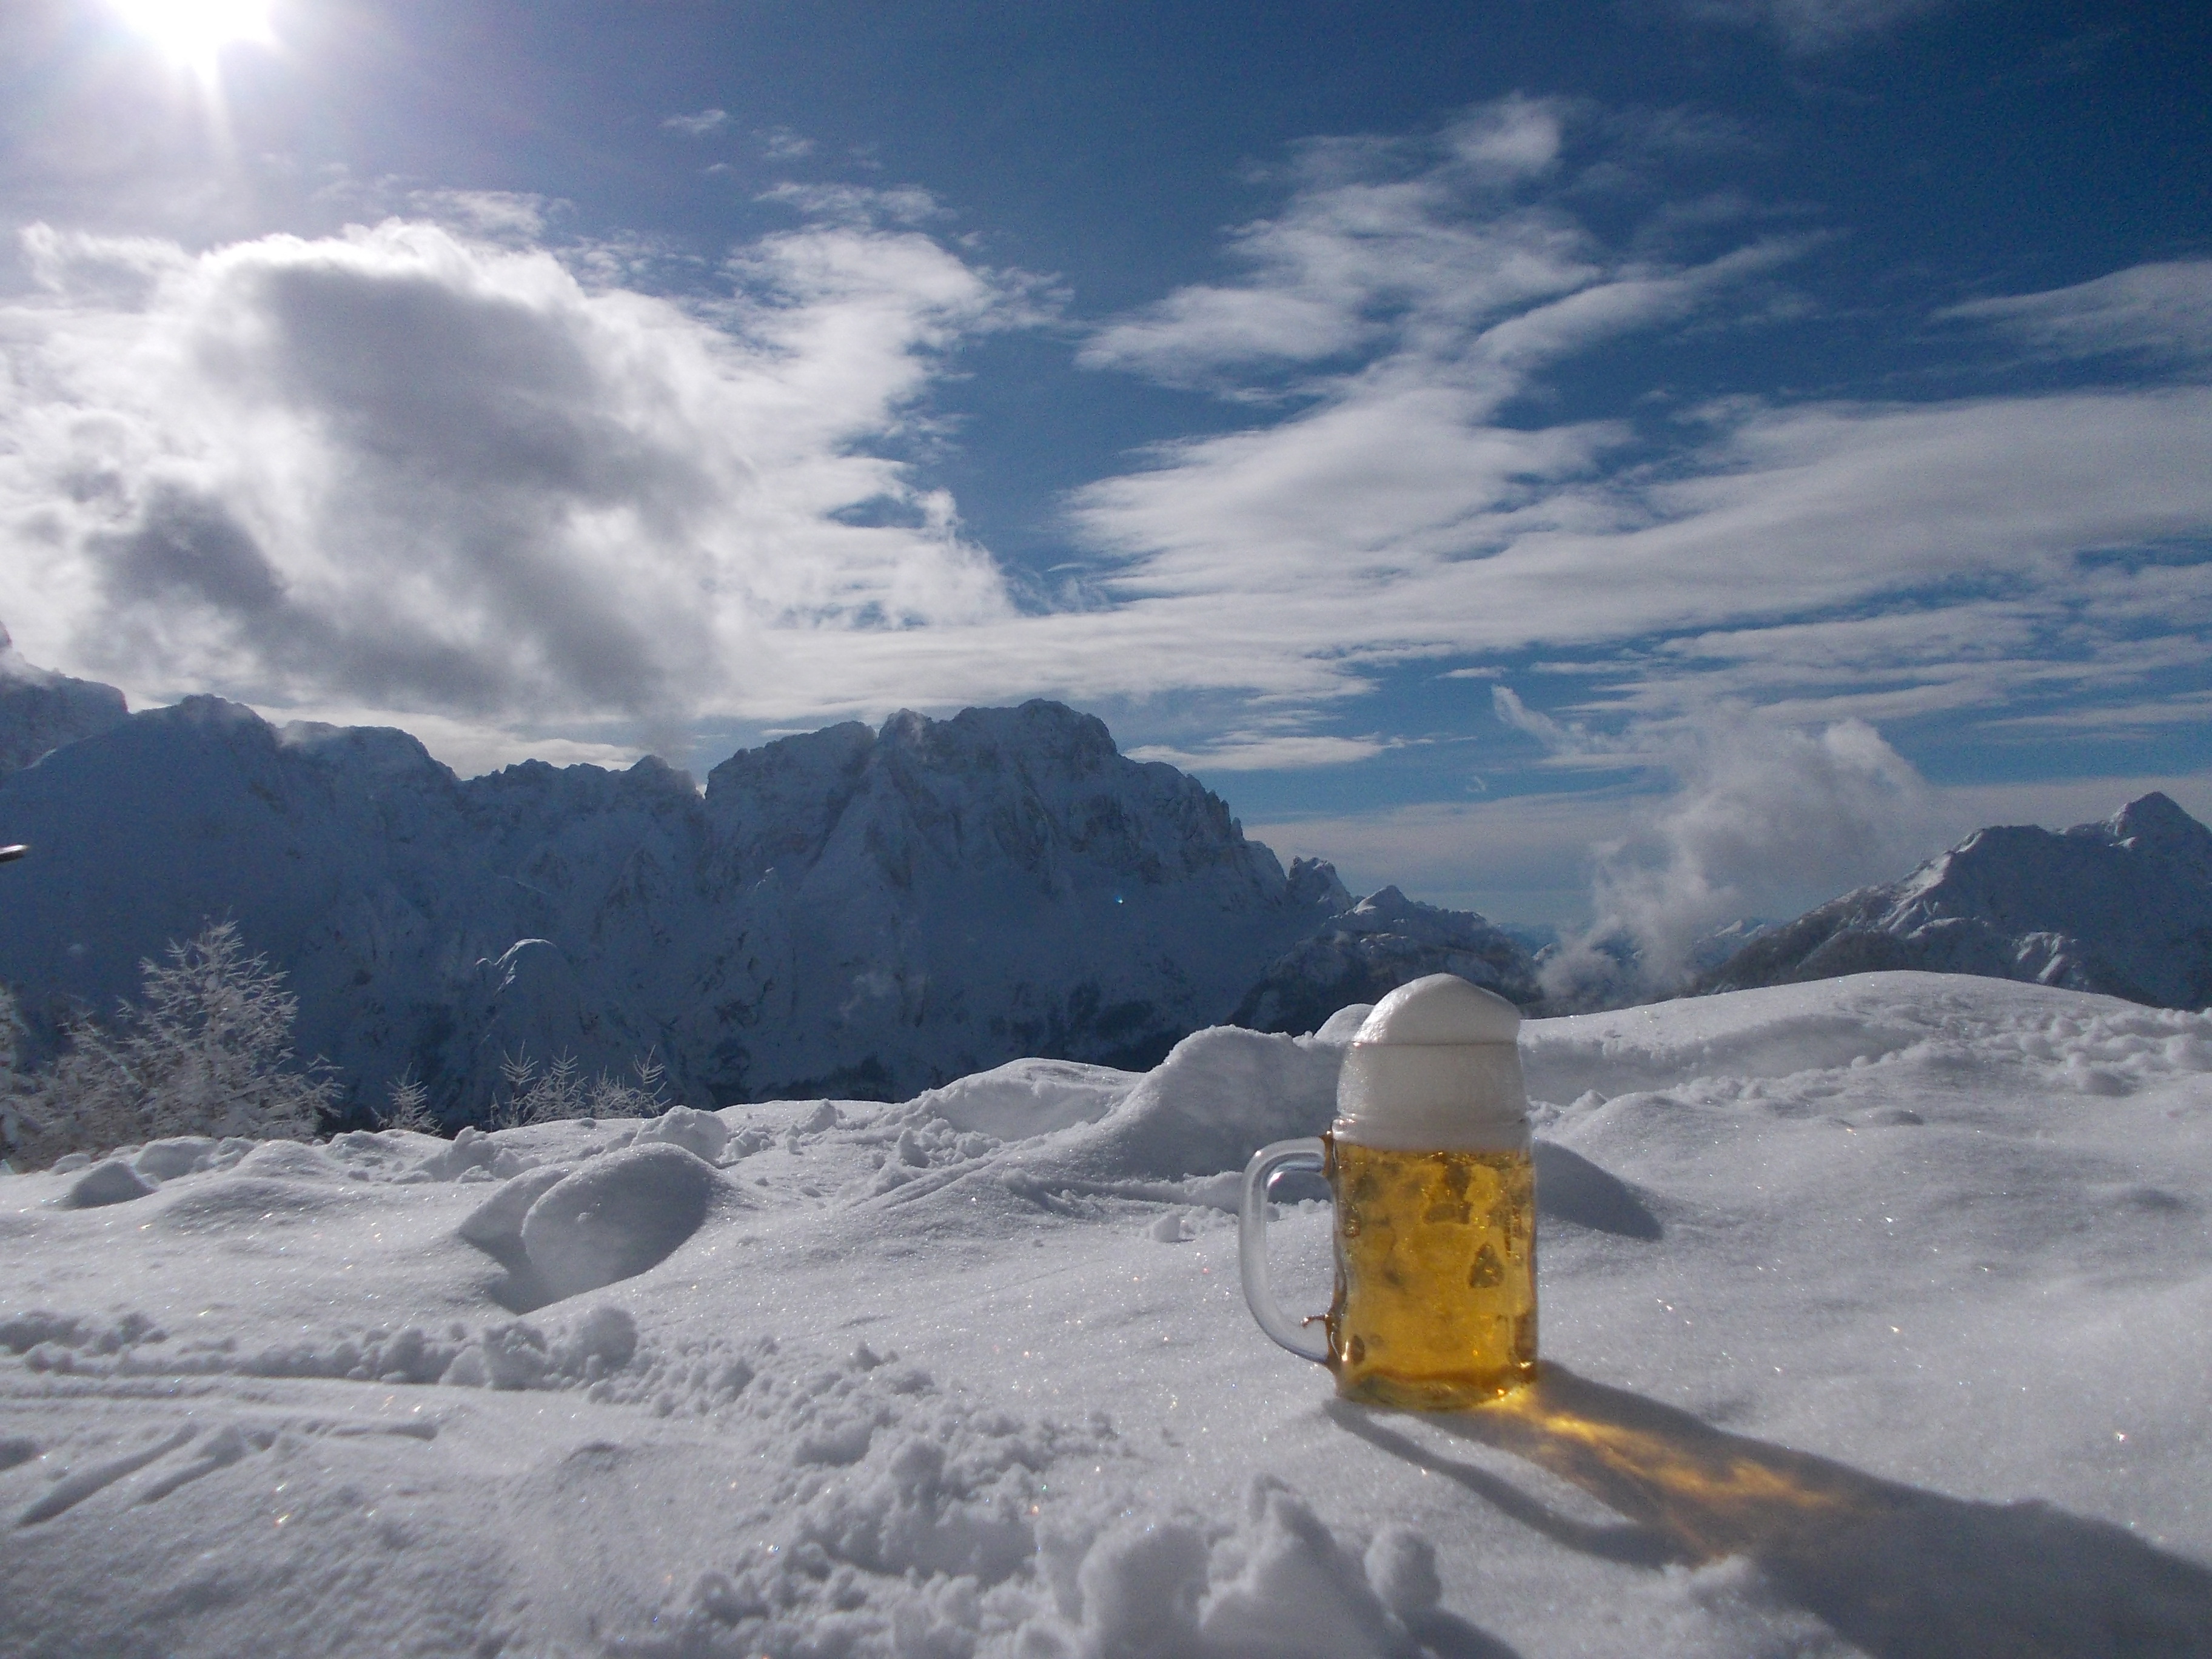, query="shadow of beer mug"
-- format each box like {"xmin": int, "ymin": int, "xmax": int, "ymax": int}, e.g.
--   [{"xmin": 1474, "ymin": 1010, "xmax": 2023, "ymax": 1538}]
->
[{"xmin": 1330, "ymin": 1365, "xmax": 2212, "ymax": 1659}]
